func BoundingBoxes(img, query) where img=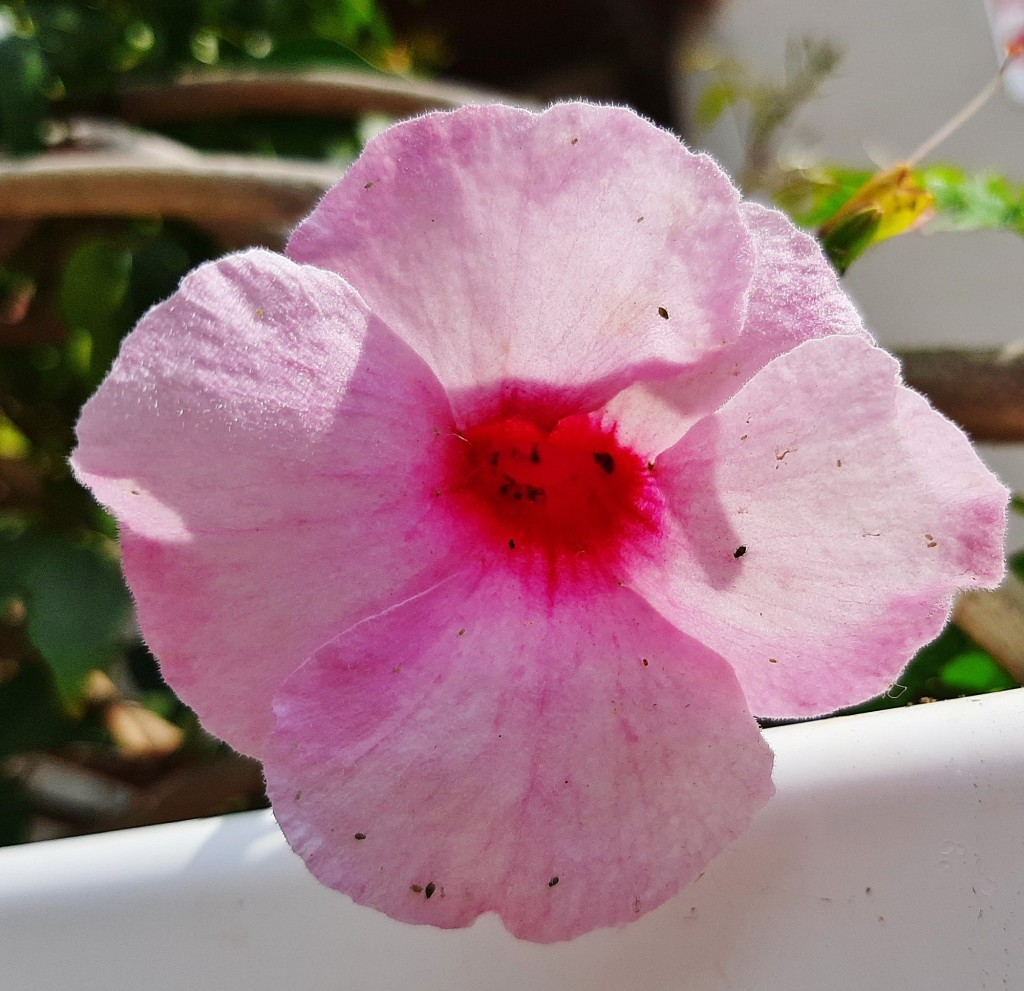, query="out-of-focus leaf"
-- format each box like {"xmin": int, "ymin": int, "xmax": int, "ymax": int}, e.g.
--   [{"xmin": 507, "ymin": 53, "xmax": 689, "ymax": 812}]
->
[
  {"xmin": 14, "ymin": 0, "xmax": 399, "ymax": 130},
  {"xmin": 1011, "ymin": 493, "xmax": 1024, "ymax": 518},
  {"xmin": 59, "ymin": 237, "xmax": 133, "ymax": 387},
  {"xmin": 818, "ymin": 205, "xmax": 882, "ymax": 276},
  {"xmin": 921, "ymin": 165, "xmax": 1024, "ymax": 235},
  {"xmin": 260, "ymin": 35, "xmax": 375, "ymax": 71},
  {"xmin": 940, "ymin": 648, "xmax": 1019, "ymax": 694},
  {"xmin": 693, "ymin": 80, "xmax": 740, "ymax": 130},
  {"xmin": 779, "ymin": 162, "xmax": 1024, "ymax": 244},
  {"xmin": 60, "ymin": 239, "xmax": 133, "ymax": 337},
  {"xmin": 0, "ymin": 655, "xmax": 75, "ymax": 757},
  {"xmin": 0, "ymin": 773, "xmax": 31, "ymax": 845},
  {"xmin": 775, "ymin": 166, "xmax": 873, "ymax": 228},
  {"xmin": 0, "ymin": 413, "xmax": 31, "ymax": 458},
  {"xmin": 719, "ymin": 37, "xmax": 843, "ymax": 192},
  {"xmin": 1009, "ymin": 548, "xmax": 1024, "ymax": 583},
  {"xmin": 816, "ymin": 164, "xmax": 934, "ymax": 273},
  {"xmin": 122, "ymin": 236, "xmax": 191, "ymax": 319},
  {"xmin": 0, "ymin": 525, "xmax": 132, "ymax": 703},
  {"xmin": 321, "ymin": 0, "xmax": 394, "ymax": 53},
  {"xmin": 0, "ymin": 30, "xmax": 49, "ymax": 154}
]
